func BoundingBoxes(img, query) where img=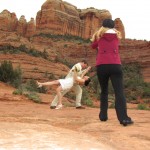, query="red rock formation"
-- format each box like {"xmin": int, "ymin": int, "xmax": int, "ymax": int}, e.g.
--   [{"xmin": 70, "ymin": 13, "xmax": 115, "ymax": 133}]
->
[
  {"xmin": 119, "ymin": 40, "xmax": 150, "ymax": 82},
  {"xmin": 0, "ymin": 29, "xmax": 149, "ymax": 82},
  {"xmin": 16, "ymin": 15, "xmax": 27, "ymax": 36},
  {"xmin": 114, "ymin": 18, "xmax": 125, "ymax": 39},
  {"xmin": 36, "ymin": 0, "xmax": 82, "ymax": 36},
  {"xmin": 36, "ymin": 0, "xmax": 124, "ymax": 39},
  {"xmin": 0, "ymin": 1, "xmax": 125, "ymax": 39},
  {"xmin": 0, "ymin": 0, "xmax": 149, "ymax": 83},
  {"xmin": 0, "ymin": 53, "xmax": 69, "ymax": 82},
  {"xmin": 0, "ymin": 10, "xmax": 36, "ymax": 37},
  {"xmin": 79, "ymin": 8, "xmax": 112, "ymax": 38},
  {"xmin": 0, "ymin": 10, "xmax": 18, "ymax": 31},
  {"xmin": 25, "ymin": 18, "xmax": 36, "ymax": 38}
]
